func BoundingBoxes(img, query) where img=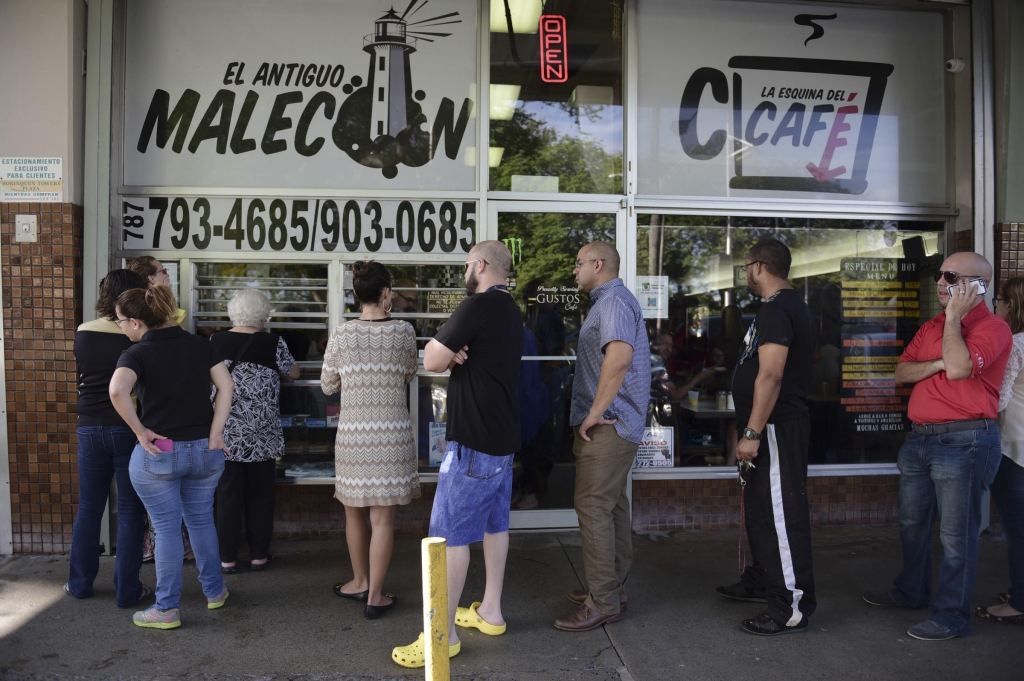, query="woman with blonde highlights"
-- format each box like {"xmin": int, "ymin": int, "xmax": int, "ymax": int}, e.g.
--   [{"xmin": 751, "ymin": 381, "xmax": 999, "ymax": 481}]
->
[
  {"xmin": 109, "ymin": 285, "xmax": 235, "ymax": 629},
  {"xmin": 977, "ymin": 277, "xmax": 1024, "ymax": 624},
  {"xmin": 66, "ymin": 269, "xmax": 150, "ymax": 607}
]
